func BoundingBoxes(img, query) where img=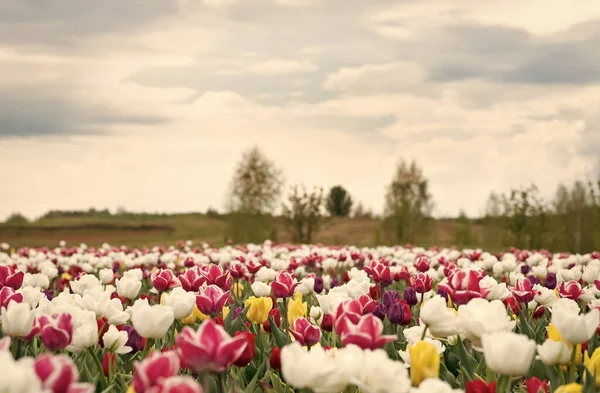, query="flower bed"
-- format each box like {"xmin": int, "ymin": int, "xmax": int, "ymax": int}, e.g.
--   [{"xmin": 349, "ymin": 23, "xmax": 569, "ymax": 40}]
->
[{"xmin": 1, "ymin": 241, "xmax": 600, "ymax": 393}]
